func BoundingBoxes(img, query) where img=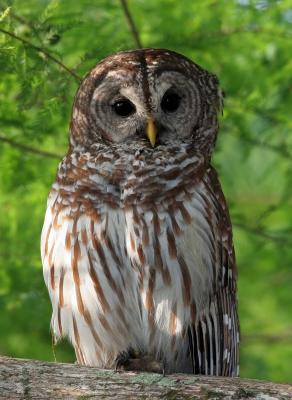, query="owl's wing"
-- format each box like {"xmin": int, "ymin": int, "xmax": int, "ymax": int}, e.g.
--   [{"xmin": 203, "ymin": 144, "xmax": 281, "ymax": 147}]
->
[
  {"xmin": 186, "ymin": 166, "xmax": 239, "ymax": 377},
  {"xmin": 41, "ymin": 187, "xmax": 131, "ymax": 367}
]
